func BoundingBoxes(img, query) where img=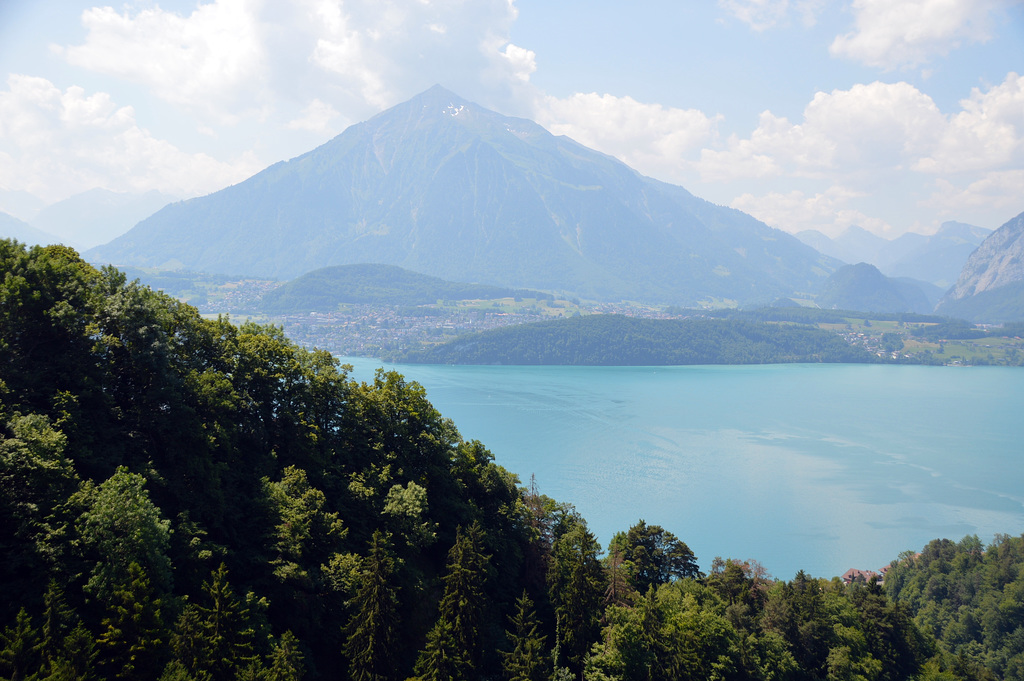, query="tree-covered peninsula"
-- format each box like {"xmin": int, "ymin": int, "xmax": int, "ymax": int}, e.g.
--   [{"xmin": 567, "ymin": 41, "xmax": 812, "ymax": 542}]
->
[
  {"xmin": 1, "ymin": 240, "xmax": 1020, "ymax": 680},
  {"xmin": 394, "ymin": 314, "xmax": 875, "ymax": 365}
]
